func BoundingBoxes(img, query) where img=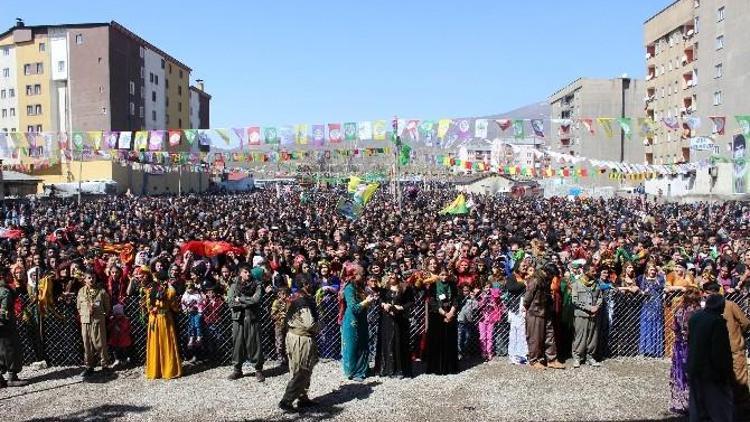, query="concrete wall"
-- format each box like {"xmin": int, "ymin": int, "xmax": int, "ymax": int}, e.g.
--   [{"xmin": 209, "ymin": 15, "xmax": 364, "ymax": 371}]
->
[
  {"xmin": 0, "ymin": 34, "xmax": 19, "ymax": 133},
  {"xmin": 143, "ymin": 48, "xmax": 165, "ymax": 130},
  {"xmin": 109, "ymin": 26, "xmax": 145, "ymax": 131},
  {"xmin": 644, "ymin": 162, "xmax": 734, "ymax": 197},
  {"xmin": 454, "ymin": 175, "xmax": 512, "ymax": 195},
  {"xmin": 69, "ymin": 26, "xmax": 110, "ymax": 131},
  {"xmin": 15, "ymin": 28, "xmax": 52, "ymax": 133}
]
